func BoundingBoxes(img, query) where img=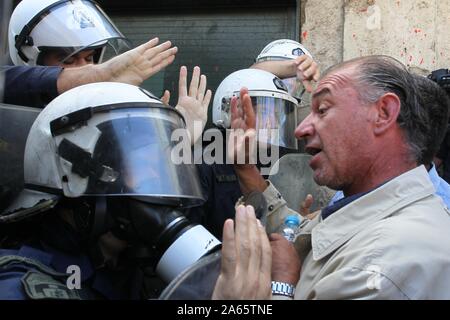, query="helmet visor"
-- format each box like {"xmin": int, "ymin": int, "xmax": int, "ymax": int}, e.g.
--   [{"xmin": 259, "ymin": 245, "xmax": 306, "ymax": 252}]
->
[
  {"xmin": 224, "ymin": 91, "xmax": 298, "ymax": 149},
  {"xmin": 51, "ymin": 105, "xmax": 204, "ymax": 207},
  {"xmin": 281, "ymin": 77, "xmax": 306, "ymax": 101},
  {"xmin": 30, "ymin": 0, "xmax": 130, "ymax": 64}
]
